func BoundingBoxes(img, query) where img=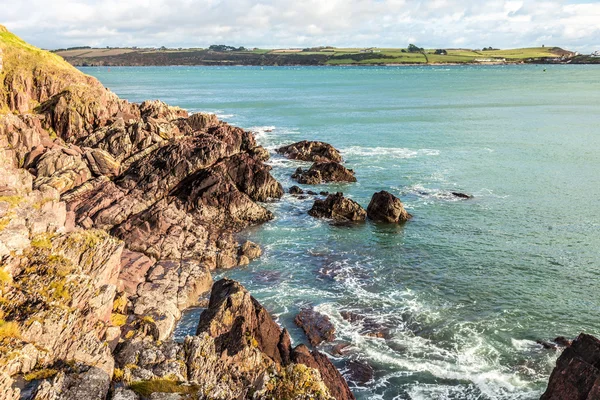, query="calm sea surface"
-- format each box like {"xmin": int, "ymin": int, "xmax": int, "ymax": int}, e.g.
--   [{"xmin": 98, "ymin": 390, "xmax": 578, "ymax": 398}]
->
[{"xmin": 83, "ymin": 65, "xmax": 600, "ymax": 400}]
